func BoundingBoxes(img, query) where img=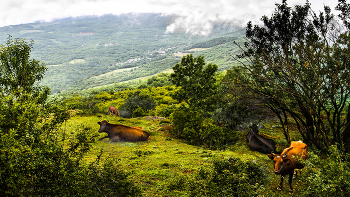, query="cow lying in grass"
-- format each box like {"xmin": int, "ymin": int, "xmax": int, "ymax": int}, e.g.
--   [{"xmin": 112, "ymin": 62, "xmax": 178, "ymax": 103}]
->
[
  {"xmin": 246, "ymin": 124, "xmax": 276, "ymax": 154},
  {"xmin": 97, "ymin": 120, "xmax": 149, "ymax": 142}
]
